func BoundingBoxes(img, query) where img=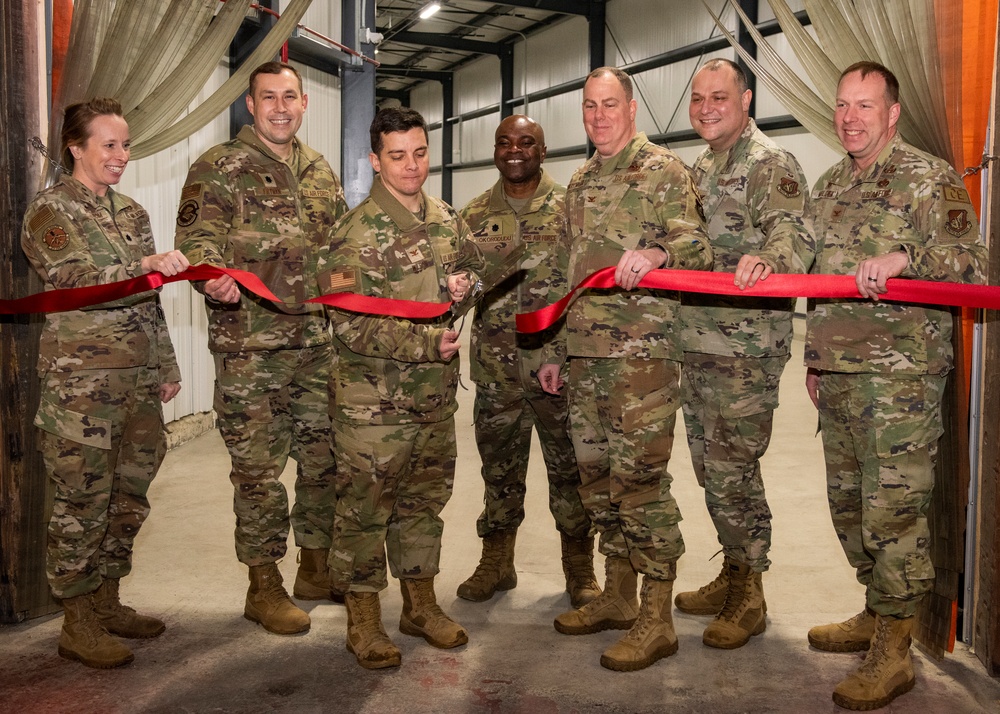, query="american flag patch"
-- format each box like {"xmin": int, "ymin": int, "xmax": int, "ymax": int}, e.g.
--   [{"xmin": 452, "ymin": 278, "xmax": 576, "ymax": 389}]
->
[
  {"xmin": 180, "ymin": 183, "xmax": 201, "ymax": 200},
  {"xmin": 329, "ymin": 269, "xmax": 356, "ymax": 290},
  {"xmin": 28, "ymin": 206, "xmax": 55, "ymax": 235}
]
